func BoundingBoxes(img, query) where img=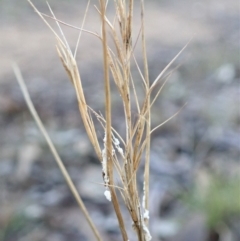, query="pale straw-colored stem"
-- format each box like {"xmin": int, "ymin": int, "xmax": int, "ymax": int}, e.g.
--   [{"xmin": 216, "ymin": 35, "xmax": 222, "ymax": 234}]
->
[
  {"xmin": 100, "ymin": 1, "xmax": 128, "ymax": 240},
  {"xmin": 13, "ymin": 63, "xmax": 102, "ymax": 241},
  {"xmin": 141, "ymin": 0, "xmax": 151, "ymax": 226}
]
